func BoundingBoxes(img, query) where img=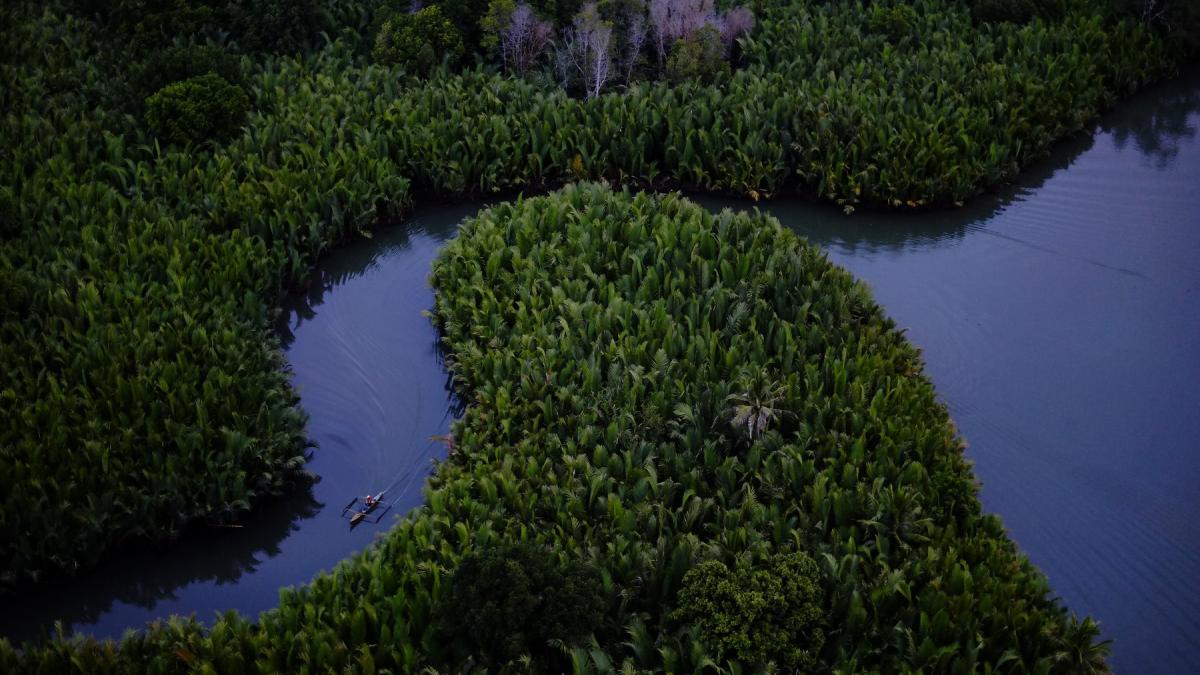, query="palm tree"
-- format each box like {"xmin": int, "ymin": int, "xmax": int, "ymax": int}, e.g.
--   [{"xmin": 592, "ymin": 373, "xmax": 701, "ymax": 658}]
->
[
  {"xmin": 726, "ymin": 368, "xmax": 791, "ymax": 441},
  {"xmin": 1052, "ymin": 617, "xmax": 1112, "ymax": 674}
]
